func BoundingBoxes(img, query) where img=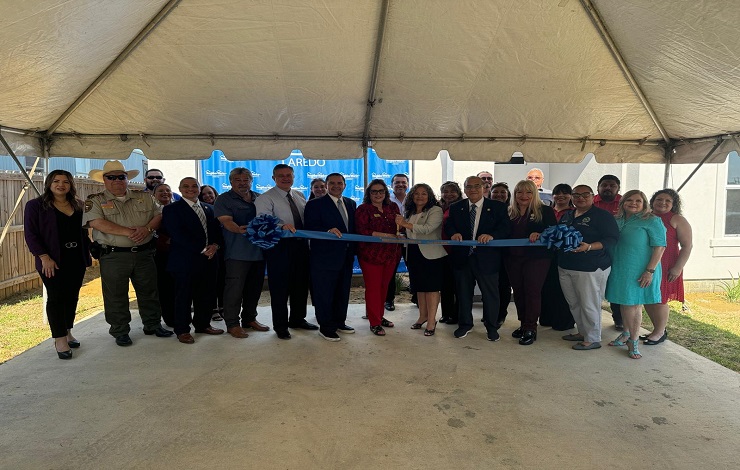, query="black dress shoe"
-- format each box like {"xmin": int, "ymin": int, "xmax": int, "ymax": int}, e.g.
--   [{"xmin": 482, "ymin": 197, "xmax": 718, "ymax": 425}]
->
[
  {"xmin": 143, "ymin": 326, "xmax": 174, "ymax": 337},
  {"xmin": 519, "ymin": 330, "xmax": 537, "ymax": 346},
  {"xmin": 439, "ymin": 317, "xmax": 449, "ymax": 324},
  {"xmin": 68, "ymin": 339, "xmax": 81, "ymax": 349},
  {"xmin": 487, "ymin": 330, "xmax": 500, "ymax": 342},
  {"xmin": 55, "ymin": 346, "xmax": 73, "ymax": 359},
  {"xmin": 446, "ymin": 318, "xmax": 458, "ymax": 325},
  {"xmin": 511, "ymin": 327, "xmax": 524, "ymax": 338},
  {"xmin": 275, "ymin": 330, "xmax": 292, "ymax": 340},
  {"xmin": 115, "ymin": 334, "xmax": 133, "ymax": 346},
  {"xmin": 384, "ymin": 301, "xmax": 395, "ymax": 311},
  {"xmin": 288, "ymin": 321, "xmax": 319, "ymax": 330}
]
